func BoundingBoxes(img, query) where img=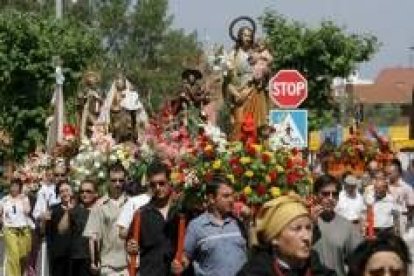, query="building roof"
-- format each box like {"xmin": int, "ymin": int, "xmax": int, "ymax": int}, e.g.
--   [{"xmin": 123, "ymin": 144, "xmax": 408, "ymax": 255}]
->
[{"xmin": 352, "ymin": 68, "xmax": 414, "ymax": 104}]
